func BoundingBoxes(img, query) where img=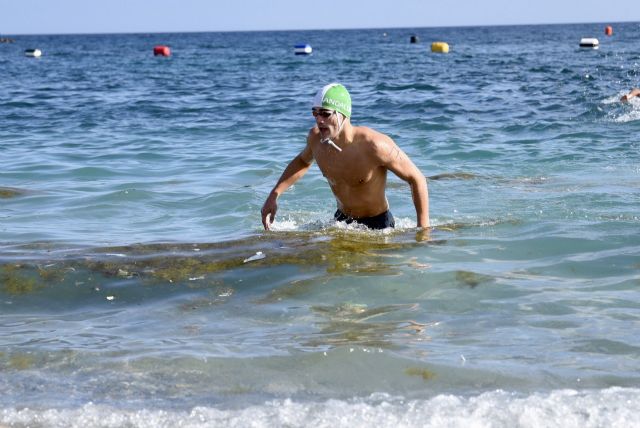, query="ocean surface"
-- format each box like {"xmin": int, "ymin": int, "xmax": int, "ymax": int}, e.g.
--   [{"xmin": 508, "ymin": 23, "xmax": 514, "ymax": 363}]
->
[{"xmin": 2, "ymin": 22, "xmax": 640, "ymax": 427}]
